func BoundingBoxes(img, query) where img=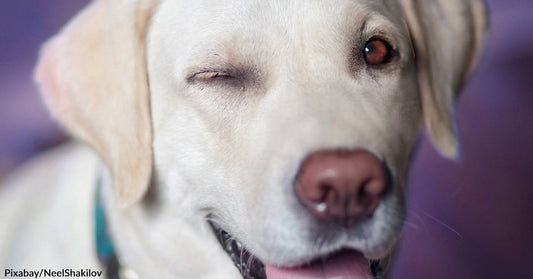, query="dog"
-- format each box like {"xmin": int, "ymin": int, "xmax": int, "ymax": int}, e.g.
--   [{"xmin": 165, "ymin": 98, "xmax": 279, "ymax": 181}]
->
[{"xmin": 0, "ymin": 0, "xmax": 487, "ymax": 278}]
